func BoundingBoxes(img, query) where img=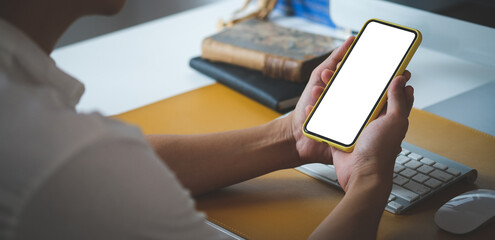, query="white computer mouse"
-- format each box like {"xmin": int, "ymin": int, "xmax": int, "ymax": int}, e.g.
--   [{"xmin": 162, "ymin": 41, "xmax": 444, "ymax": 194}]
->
[{"xmin": 434, "ymin": 189, "xmax": 495, "ymax": 234}]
